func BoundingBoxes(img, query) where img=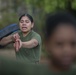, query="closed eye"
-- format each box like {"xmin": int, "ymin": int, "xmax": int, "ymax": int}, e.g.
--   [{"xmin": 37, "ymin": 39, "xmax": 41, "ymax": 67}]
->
[
  {"xmin": 25, "ymin": 20, "xmax": 30, "ymax": 23},
  {"xmin": 20, "ymin": 20, "xmax": 24, "ymax": 23}
]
